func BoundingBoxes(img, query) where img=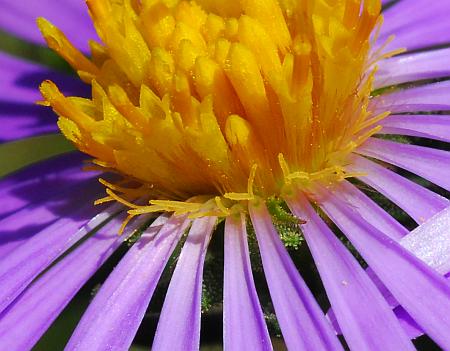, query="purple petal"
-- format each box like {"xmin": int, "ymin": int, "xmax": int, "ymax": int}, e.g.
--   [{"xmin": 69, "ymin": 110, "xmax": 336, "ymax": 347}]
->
[
  {"xmin": 248, "ymin": 201, "xmax": 343, "ymax": 351},
  {"xmin": 0, "ymin": 53, "xmax": 89, "ymax": 143},
  {"xmin": 329, "ymin": 207, "xmax": 450, "ymax": 339},
  {"xmin": 365, "ymin": 268, "xmax": 399, "ymax": 308},
  {"xmin": 223, "ymin": 214, "xmax": 272, "ymax": 351},
  {"xmin": 152, "ymin": 216, "xmax": 216, "ymax": 351},
  {"xmin": 0, "ymin": 103, "xmax": 57, "ymax": 142},
  {"xmin": 0, "ymin": 211, "xmax": 152, "ymax": 351},
  {"xmin": 379, "ymin": 114, "xmax": 450, "ymax": 143},
  {"xmin": 370, "ymin": 81, "xmax": 450, "ymax": 114},
  {"xmin": 358, "ymin": 138, "xmax": 450, "ymax": 191},
  {"xmin": 0, "ymin": 53, "xmax": 87, "ymax": 103},
  {"xmin": 319, "ymin": 190, "xmax": 450, "ymax": 350},
  {"xmin": 0, "ymin": 0, "xmax": 97, "ymax": 51},
  {"xmin": 65, "ymin": 215, "xmax": 190, "ymax": 351},
  {"xmin": 348, "ymin": 155, "xmax": 449, "ymax": 223},
  {"xmin": 381, "ymin": 0, "xmax": 446, "ymax": 36},
  {"xmin": 0, "ymin": 200, "xmax": 120, "ymax": 314},
  {"xmin": 378, "ymin": 1, "xmax": 450, "ymax": 52},
  {"xmin": 0, "ymin": 179, "xmax": 99, "ymax": 257},
  {"xmin": 287, "ymin": 194, "xmax": 414, "ymax": 351},
  {"xmin": 0, "ymin": 152, "xmax": 92, "ymax": 220},
  {"xmin": 331, "ymin": 181, "xmax": 408, "ymax": 240},
  {"xmin": 354, "ymin": 207, "xmax": 449, "ymax": 340},
  {"xmin": 375, "ymin": 48, "xmax": 450, "ymax": 89},
  {"xmin": 394, "ymin": 307, "xmax": 424, "ymax": 339},
  {"xmin": 401, "ymin": 206, "xmax": 450, "ymax": 276},
  {"xmin": 329, "ymin": 295, "xmax": 426, "ymax": 340},
  {"xmin": 377, "ymin": 207, "xmax": 450, "ymax": 339}
]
